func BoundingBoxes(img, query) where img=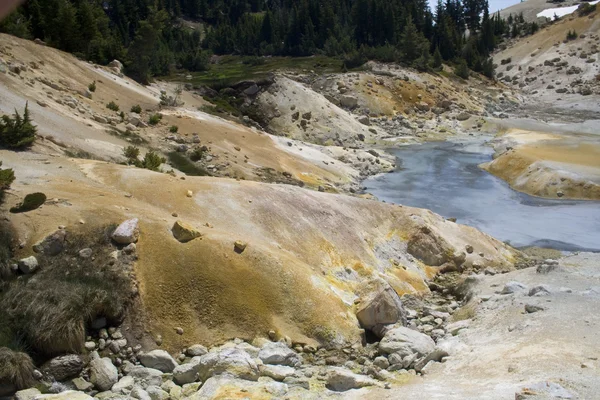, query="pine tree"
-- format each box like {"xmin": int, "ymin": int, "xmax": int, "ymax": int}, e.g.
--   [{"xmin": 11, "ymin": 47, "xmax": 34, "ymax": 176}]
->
[
  {"xmin": 0, "ymin": 103, "xmax": 37, "ymax": 150},
  {"xmin": 432, "ymin": 46, "xmax": 443, "ymax": 69}
]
